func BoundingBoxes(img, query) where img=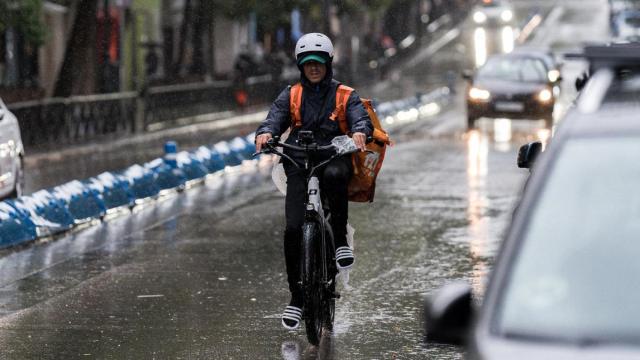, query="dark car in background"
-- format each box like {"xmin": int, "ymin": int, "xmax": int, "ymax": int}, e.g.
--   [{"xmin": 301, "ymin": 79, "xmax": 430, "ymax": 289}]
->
[
  {"xmin": 465, "ymin": 52, "xmax": 559, "ymax": 129},
  {"xmin": 426, "ymin": 43, "xmax": 640, "ymax": 359},
  {"xmin": 612, "ymin": 9, "xmax": 640, "ymax": 39}
]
